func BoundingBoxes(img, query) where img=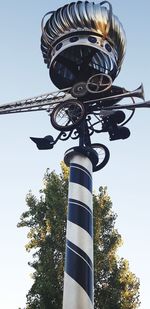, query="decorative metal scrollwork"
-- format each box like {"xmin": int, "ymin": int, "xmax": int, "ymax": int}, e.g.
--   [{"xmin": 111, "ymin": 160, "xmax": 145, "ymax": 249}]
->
[{"xmin": 0, "ymin": 70, "xmax": 147, "ymax": 171}]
